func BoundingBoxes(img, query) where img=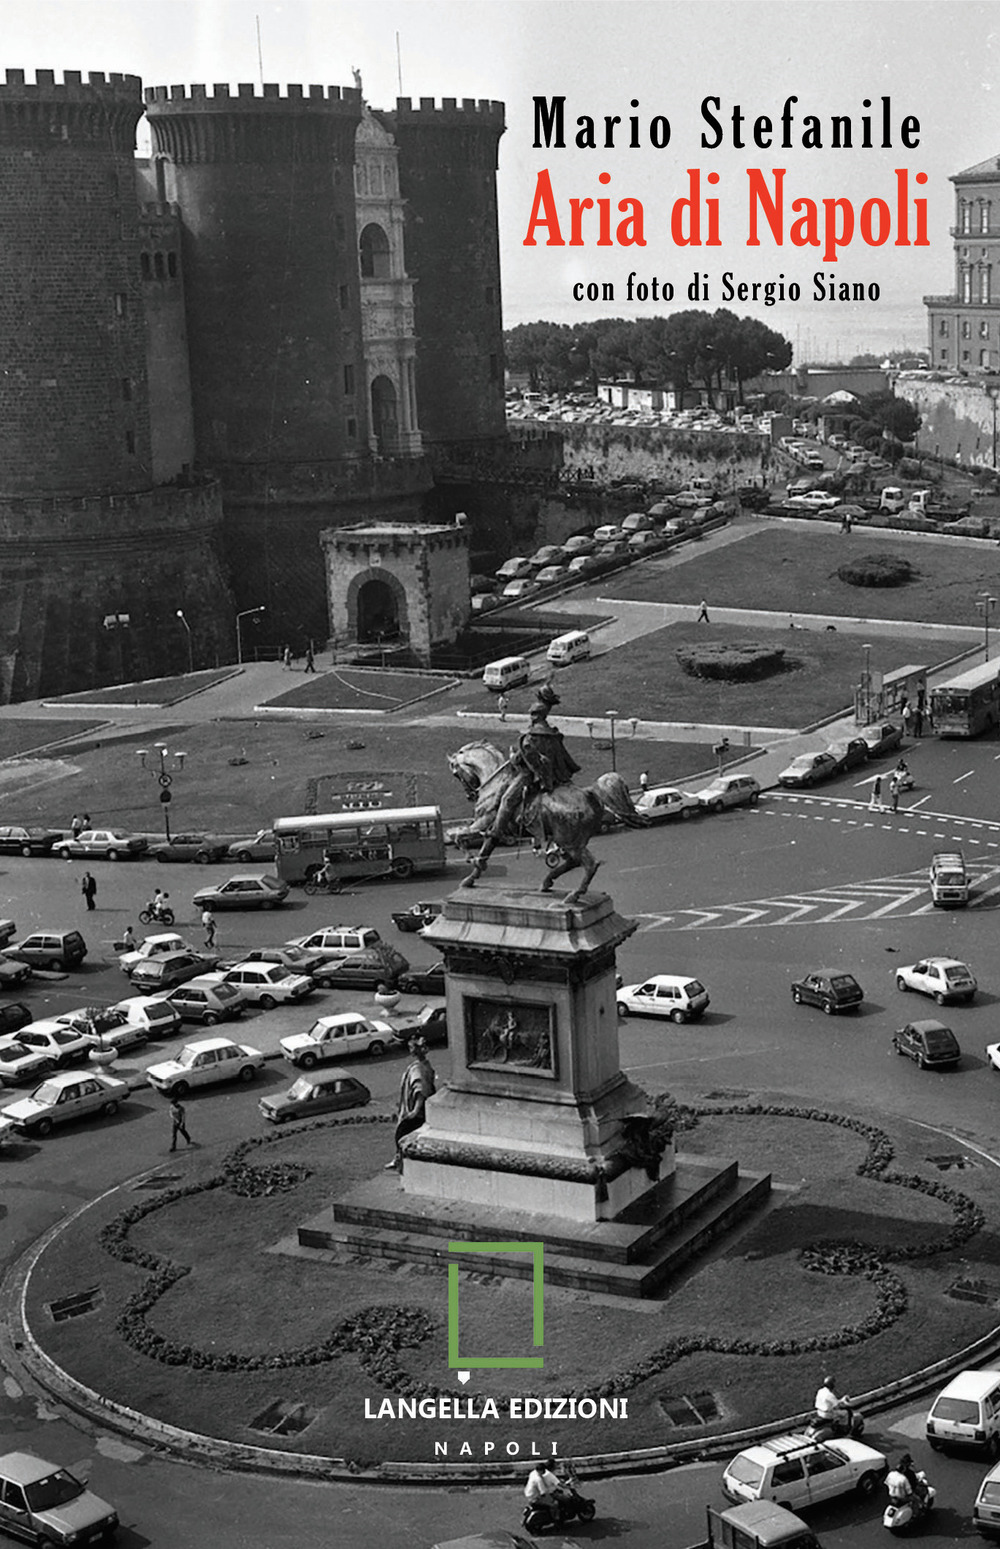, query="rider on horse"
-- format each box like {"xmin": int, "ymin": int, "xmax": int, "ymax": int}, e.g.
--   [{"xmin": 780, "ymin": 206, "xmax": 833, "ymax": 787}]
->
[{"xmin": 494, "ymin": 683, "xmax": 581, "ymax": 838}]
